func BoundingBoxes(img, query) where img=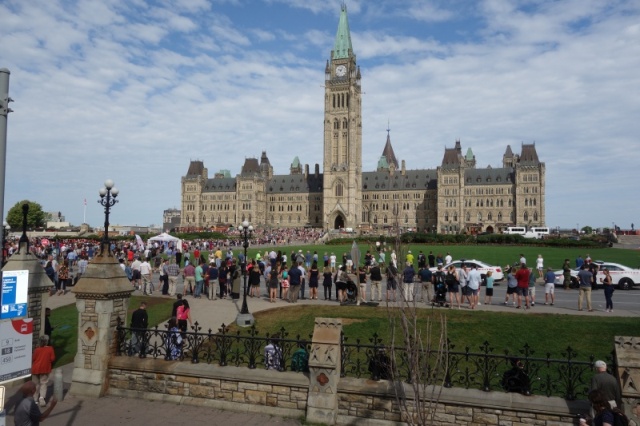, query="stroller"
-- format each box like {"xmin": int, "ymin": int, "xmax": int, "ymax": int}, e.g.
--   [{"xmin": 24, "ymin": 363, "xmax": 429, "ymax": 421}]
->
[
  {"xmin": 431, "ymin": 281, "xmax": 449, "ymax": 307},
  {"xmin": 344, "ymin": 280, "xmax": 358, "ymax": 304}
]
